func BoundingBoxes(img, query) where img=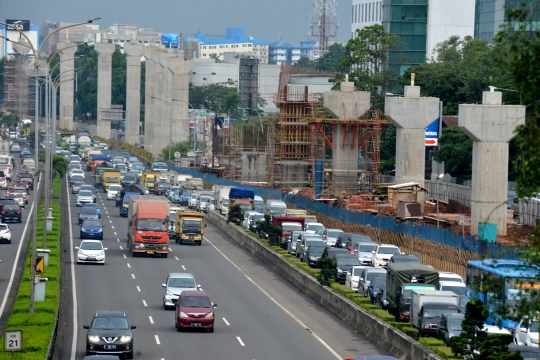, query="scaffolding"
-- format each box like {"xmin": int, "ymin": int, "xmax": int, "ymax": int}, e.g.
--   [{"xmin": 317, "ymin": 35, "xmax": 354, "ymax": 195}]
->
[
  {"xmin": 238, "ymin": 57, "xmax": 260, "ymax": 111},
  {"xmin": 4, "ymin": 56, "xmax": 35, "ymax": 119}
]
